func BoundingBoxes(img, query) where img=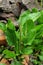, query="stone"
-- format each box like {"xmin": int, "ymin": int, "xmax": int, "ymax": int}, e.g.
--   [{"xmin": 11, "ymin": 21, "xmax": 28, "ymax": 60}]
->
[
  {"xmin": 0, "ymin": 0, "xmax": 22, "ymax": 17},
  {"xmin": 0, "ymin": 0, "xmax": 2, "ymax": 3},
  {"xmin": 0, "ymin": 0, "xmax": 43, "ymax": 26},
  {"xmin": 11, "ymin": 2, "xmax": 21, "ymax": 17},
  {"xmin": 22, "ymin": 0, "xmax": 31, "ymax": 4}
]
